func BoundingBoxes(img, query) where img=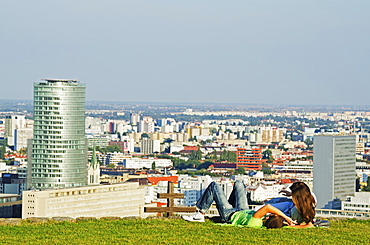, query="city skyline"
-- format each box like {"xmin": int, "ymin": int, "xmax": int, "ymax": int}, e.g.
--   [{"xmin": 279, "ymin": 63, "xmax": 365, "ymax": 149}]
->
[{"xmin": 1, "ymin": 1, "xmax": 370, "ymax": 106}]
